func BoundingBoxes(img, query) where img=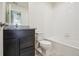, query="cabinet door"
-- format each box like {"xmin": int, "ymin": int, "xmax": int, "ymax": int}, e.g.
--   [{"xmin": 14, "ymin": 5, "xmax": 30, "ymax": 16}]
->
[
  {"xmin": 19, "ymin": 30, "xmax": 35, "ymax": 56},
  {"xmin": 4, "ymin": 39, "xmax": 19, "ymax": 56},
  {"xmin": 19, "ymin": 30, "xmax": 35, "ymax": 49}
]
